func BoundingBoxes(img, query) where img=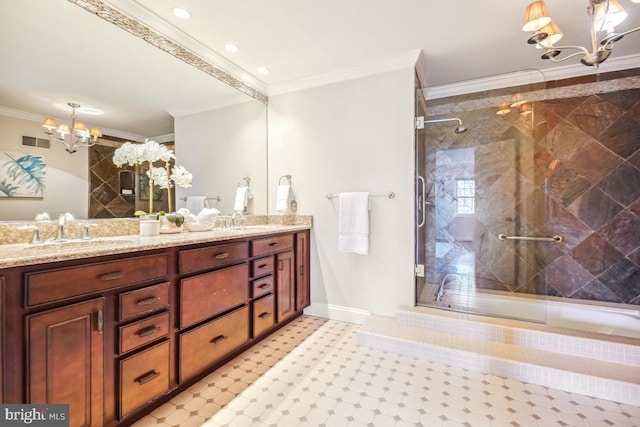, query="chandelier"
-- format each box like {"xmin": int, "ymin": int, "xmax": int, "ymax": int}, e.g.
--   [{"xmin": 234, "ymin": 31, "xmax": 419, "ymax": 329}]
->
[
  {"xmin": 42, "ymin": 102, "xmax": 103, "ymax": 154},
  {"xmin": 522, "ymin": 0, "xmax": 640, "ymax": 67}
]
